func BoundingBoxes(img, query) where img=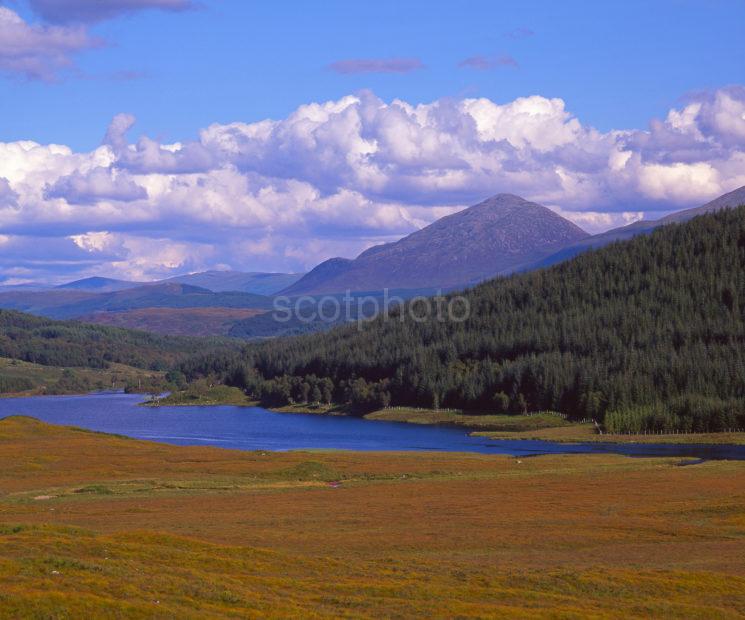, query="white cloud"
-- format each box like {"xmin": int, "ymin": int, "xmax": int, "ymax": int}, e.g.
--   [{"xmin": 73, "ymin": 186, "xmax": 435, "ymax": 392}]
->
[
  {"xmin": 547, "ymin": 207, "xmax": 644, "ymax": 234},
  {"xmin": 45, "ymin": 167, "xmax": 148, "ymax": 204},
  {"xmin": 0, "ymin": 7, "xmax": 100, "ymax": 80},
  {"xmin": 2, "ymin": 87, "xmax": 745, "ymax": 282},
  {"xmin": 70, "ymin": 231, "xmax": 117, "ymax": 252}
]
